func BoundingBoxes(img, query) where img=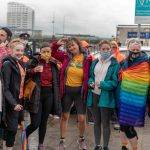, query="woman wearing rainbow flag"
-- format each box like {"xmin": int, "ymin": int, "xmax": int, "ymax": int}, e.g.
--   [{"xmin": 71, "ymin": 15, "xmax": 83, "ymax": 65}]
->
[{"xmin": 118, "ymin": 39, "xmax": 150, "ymax": 150}]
